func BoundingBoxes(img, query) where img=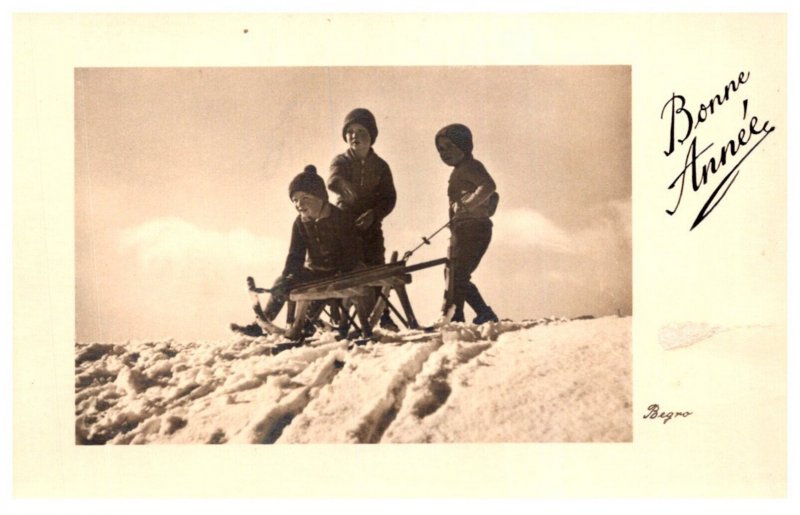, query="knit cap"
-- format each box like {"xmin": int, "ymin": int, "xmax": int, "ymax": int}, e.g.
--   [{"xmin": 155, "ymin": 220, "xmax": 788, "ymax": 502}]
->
[
  {"xmin": 288, "ymin": 165, "xmax": 328, "ymax": 202},
  {"xmin": 435, "ymin": 123, "xmax": 474, "ymax": 154},
  {"xmin": 342, "ymin": 108, "xmax": 378, "ymax": 144}
]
